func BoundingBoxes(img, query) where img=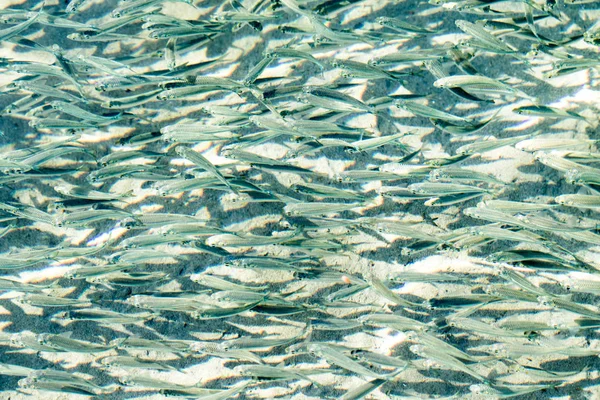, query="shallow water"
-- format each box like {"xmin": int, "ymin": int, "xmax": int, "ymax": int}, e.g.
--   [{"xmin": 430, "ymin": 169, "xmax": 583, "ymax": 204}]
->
[{"xmin": 0, "ymin": 0, "xmax": 599, "ymax": 399}]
